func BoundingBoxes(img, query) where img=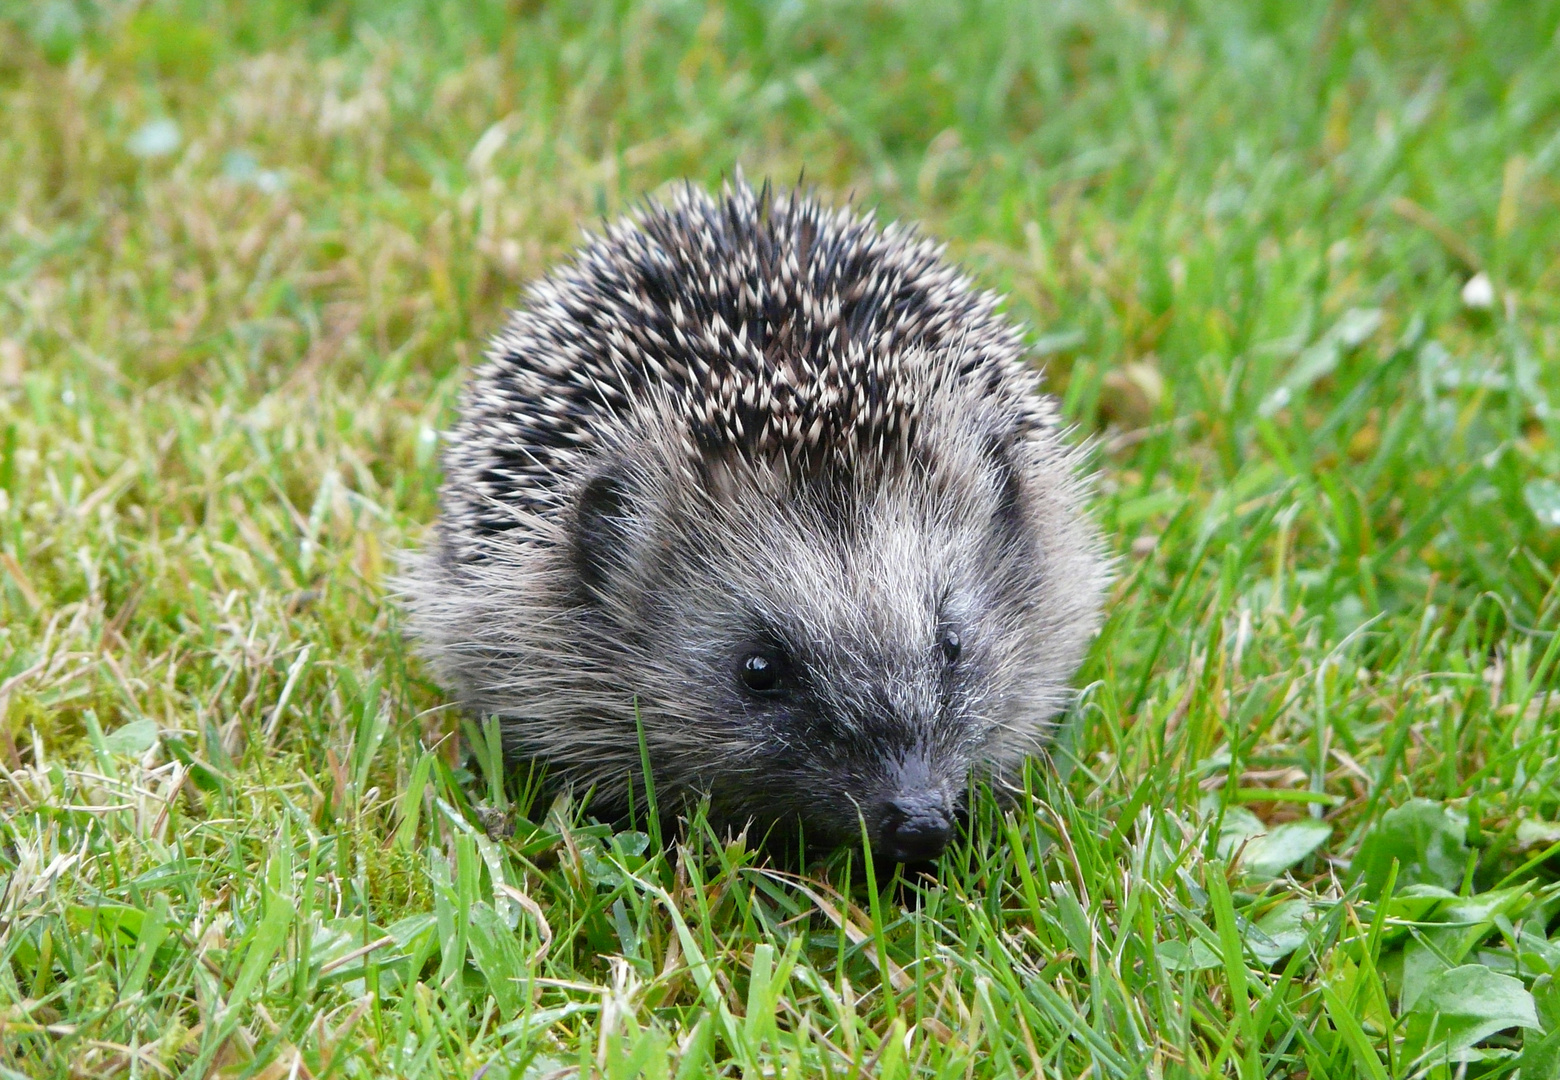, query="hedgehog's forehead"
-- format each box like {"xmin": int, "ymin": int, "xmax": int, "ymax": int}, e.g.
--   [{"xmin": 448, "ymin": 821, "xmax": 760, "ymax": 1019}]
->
[{"xmin": 674, "ymin": 457, "xmax": 978, "ymax": 635}]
